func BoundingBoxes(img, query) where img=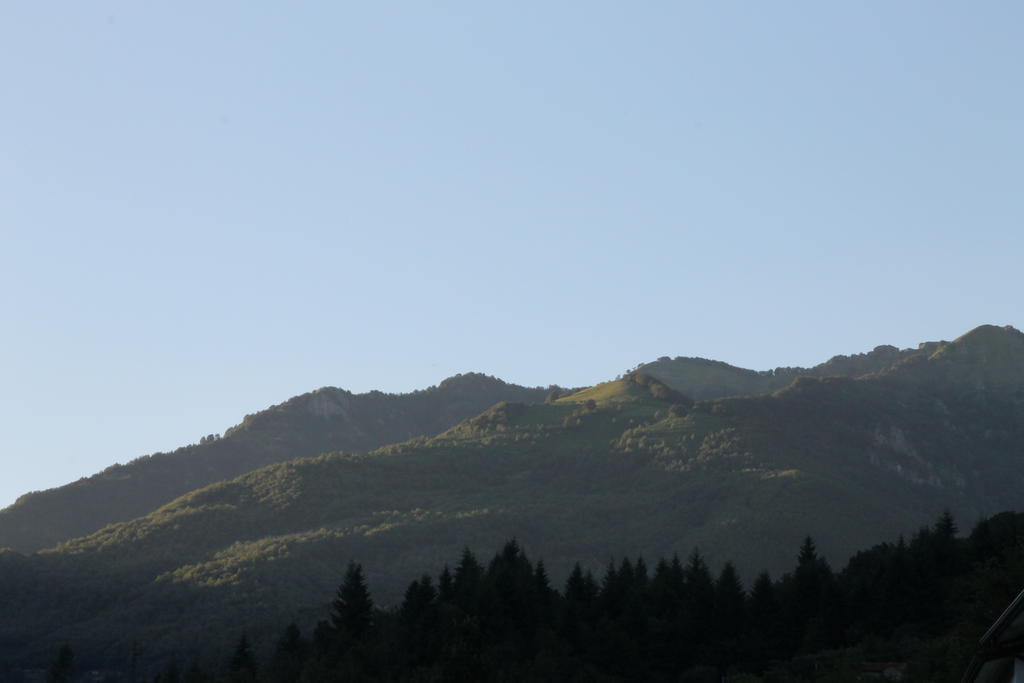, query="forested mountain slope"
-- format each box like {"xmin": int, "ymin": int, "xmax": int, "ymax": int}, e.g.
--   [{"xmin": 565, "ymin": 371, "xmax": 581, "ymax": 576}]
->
[
  {"xmin": 1, "ymin": 330, "xmax": 944, "ymax": 555},
  {"xmin": 3, "ymin": 325, "xmax": 1022, "ymax": 673},
  {"xmin": 0, "ymin": 373, "xmax": 550, "ymax": 552}
]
